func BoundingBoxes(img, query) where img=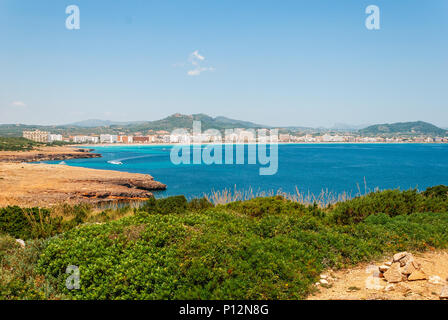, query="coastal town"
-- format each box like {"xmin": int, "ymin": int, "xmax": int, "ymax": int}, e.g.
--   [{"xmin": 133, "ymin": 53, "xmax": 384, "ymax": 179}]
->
[{"xmin": 22, "ymin": 129, "xmax": 448, "ymax": 144}]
